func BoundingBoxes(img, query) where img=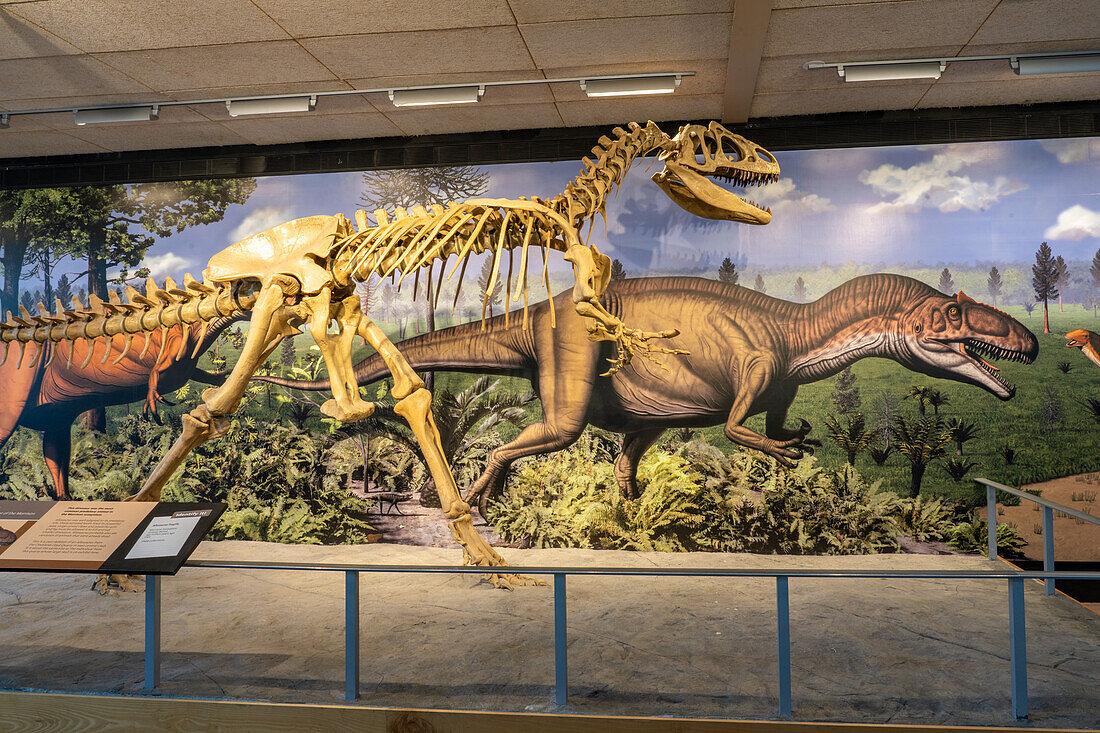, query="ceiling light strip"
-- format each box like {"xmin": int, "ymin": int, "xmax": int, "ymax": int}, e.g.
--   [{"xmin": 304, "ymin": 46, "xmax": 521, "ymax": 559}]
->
[
  {"xmin": 804, "ymin": 50, "xmax": 1100, "ymax": 82},
  {"xmin": 0, "ymin": 72, "xmax": 695, "ymax": 127}
]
